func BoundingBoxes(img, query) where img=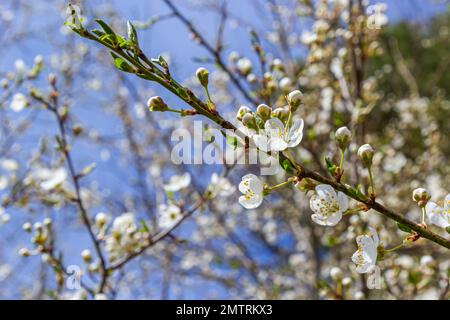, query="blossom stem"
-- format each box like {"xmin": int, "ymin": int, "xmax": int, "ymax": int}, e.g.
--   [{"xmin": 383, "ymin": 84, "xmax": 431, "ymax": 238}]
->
[
  {"xmin": 343, "ymin": 207, "xmax": 362, "ymax": 216},
  {"xmin": 421, "ymin": 206, "xmax": 426, "ymax": 225},
  {"xmin": 283, "ymin": 149, "xmax": 302, "ymax": 173},
  {"xmin": 167, "ymin": 107, "xmax": 182, "ymax": 114},
  {"xmin": 285, "ymin": 111, "xmax": 293, "ymax": 130},
  {"xmin": 339, "ymin": 148, "xmax": 345, "ymax": 170},
  {"xmin": 267, "ymin": 180, "xmax": 292, "ymax": 191},
  {"xmin": 385, "ymin": 243, "xmax": 404, "ymax": 253},
  {"xmin": 367, "ymin": 166, "xmax": 376, "ymax": 197}
]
